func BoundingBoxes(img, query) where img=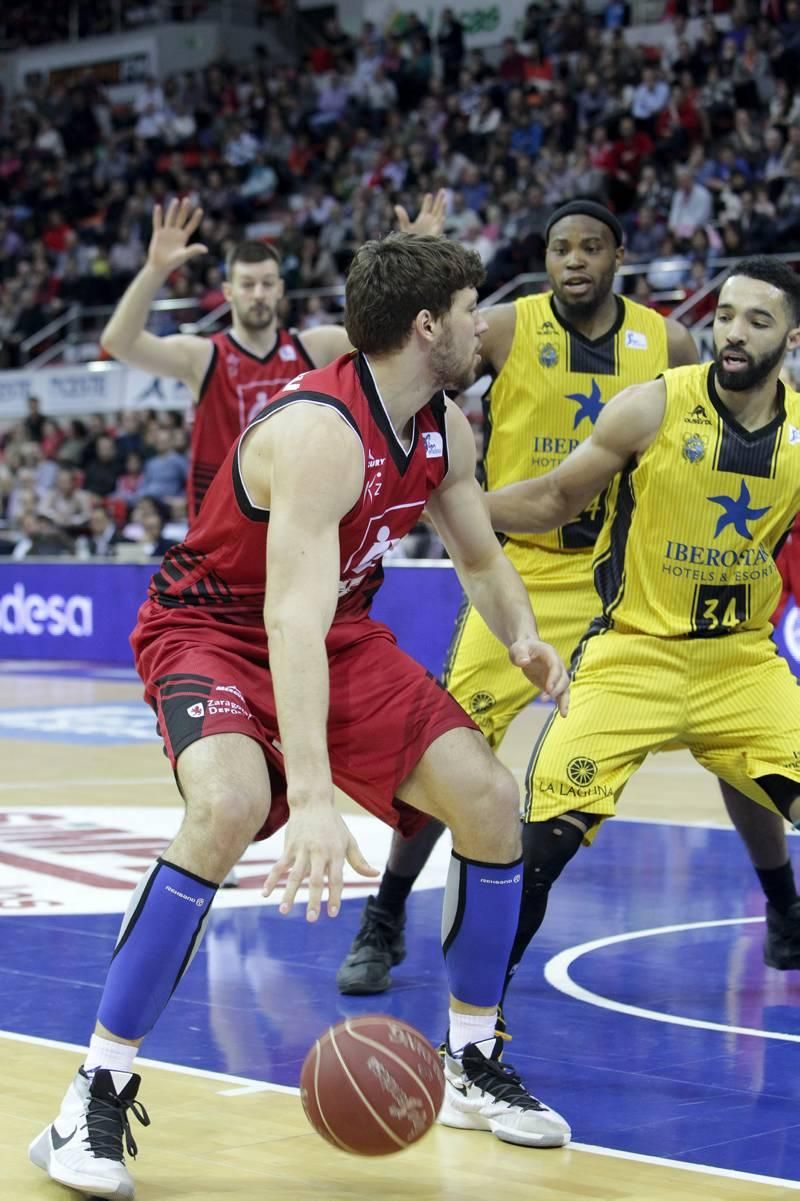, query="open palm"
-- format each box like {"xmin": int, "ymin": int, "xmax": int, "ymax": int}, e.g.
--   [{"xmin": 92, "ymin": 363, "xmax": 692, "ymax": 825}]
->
[{"xmin": 147, "ymin": 198, "xmax": 208, "ymax": 274}]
